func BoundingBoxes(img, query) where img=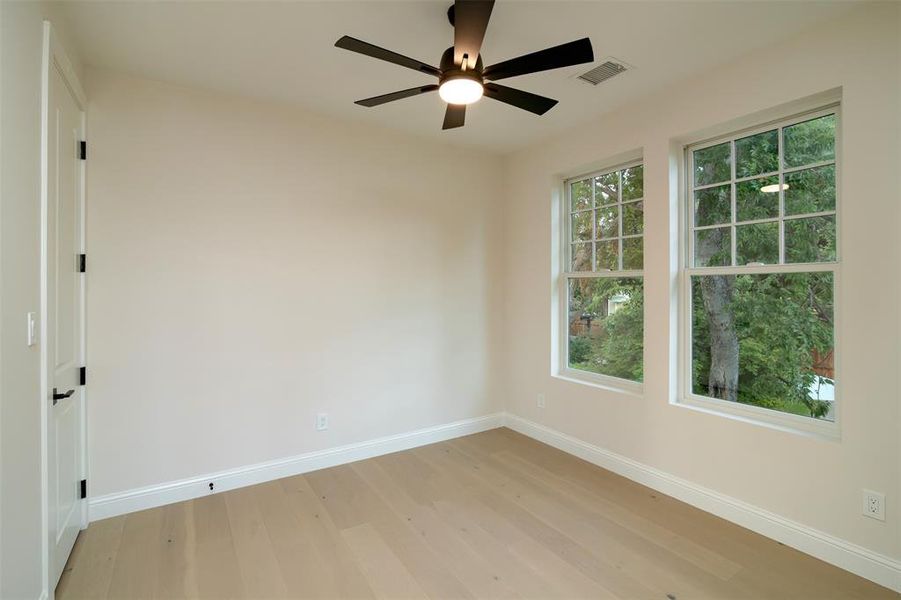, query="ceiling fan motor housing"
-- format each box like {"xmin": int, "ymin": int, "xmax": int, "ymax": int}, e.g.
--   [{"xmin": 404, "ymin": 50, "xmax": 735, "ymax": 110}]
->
[{"xmin": 438, "ymin": 46, "xmax": 484, "ymax": 87}]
